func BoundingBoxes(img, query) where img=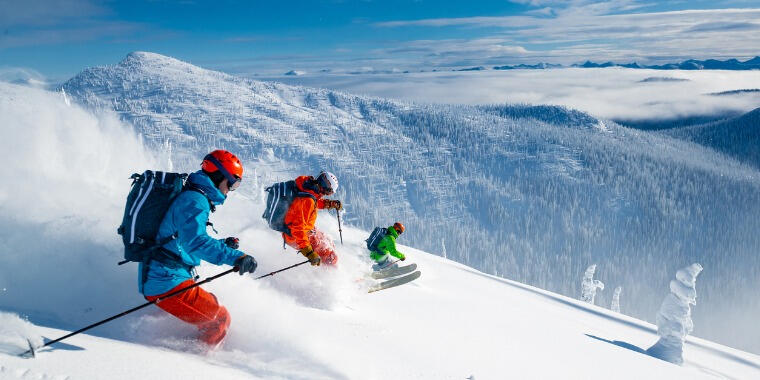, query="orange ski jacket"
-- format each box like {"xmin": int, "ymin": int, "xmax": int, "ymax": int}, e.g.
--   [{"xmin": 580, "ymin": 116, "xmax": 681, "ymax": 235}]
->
[{"xmin": 283, "ymin": 176, "xmax": 327, "ymax": 249}]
